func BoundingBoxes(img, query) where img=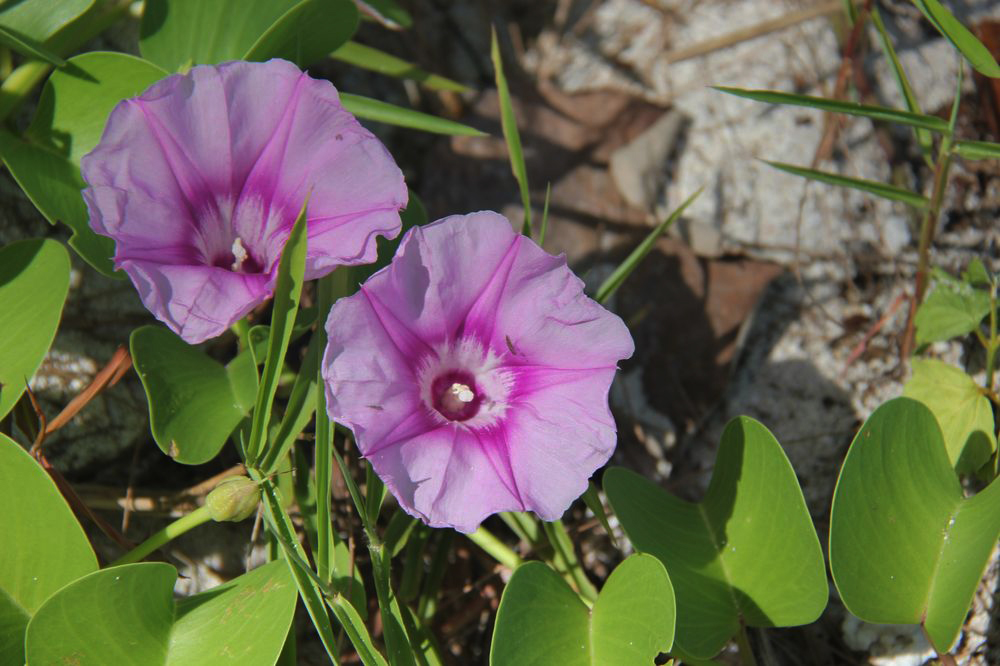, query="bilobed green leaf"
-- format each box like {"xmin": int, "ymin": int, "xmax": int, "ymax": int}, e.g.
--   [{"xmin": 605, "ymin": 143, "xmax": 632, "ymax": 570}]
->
[
  {"xmin": 605, "ymin": 417, "xmax": 828, "ymax": 659},
  {"xmin": 914, "ymin": 274, "xmax": 991, "ymax": 345},
  {"xmin": 340, "ymin": 92, "xmax": 485, "ymax": 136},
  {"xmin": 331, "ymin": 41, "xmax": 469, "ymax": 92},
  {"xmin": 830, "ymin": 397, "xmax": 1000, "ymax": 652},
  {"xmin": 0, "ymin": 434, "xmax": 97, "ymax": 666},
  {"xmin": 490, "ymin": 555, "xmax": 674, "ymax": 666},
  {"xmin": 0, "ymin": 239, "xmax": 70, "ymax": 420},
  {"xmin": 0, "ymin": 0, "xmax": 92, "ymax": 44},
  {"xmin": 764, "ymin": 160, "xmax": 928, "ymax": 208},
  {"xmin": 595, "ymin": 189, "xmax": 701, "ymax": 304},
  {"xmin": 490, "ymin": 28, "xmax": 531, "ymax": 236},
  {"xmin": 25, "ymin": 560, "xmax": 296, "ymax": 666},
  {"xmin": 243, "ymin": 0, "xmax": 358, "ymax": 68},
  {"xmin": 130, "ymin": 326, "xmax": 255, "ymax": 465},
  {"xmin": 715, "ymin": 86, "xmax": 951, "ymax": 133},
  {"xmin": 912, "ymin": 0, "xmax": 1000, "ymax": 78},
  {"xmin": 903, "ymin": 359, "xmax": 996, "ymax": 472},
  {"xmin": 510, "ymin": 555, "xmax": 671, "ymax": 664}
]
